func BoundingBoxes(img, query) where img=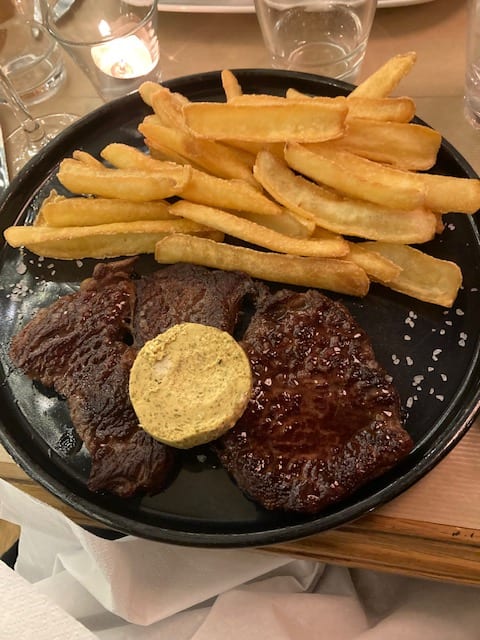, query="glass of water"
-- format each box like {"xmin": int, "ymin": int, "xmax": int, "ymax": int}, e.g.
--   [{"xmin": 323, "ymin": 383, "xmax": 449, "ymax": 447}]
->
[
  {"xmin": 254, "ymin": 0, "xmax": 377, "ymax": 83},
  {"xmin": 0, "ymin": 17, "xmax": 66, "ymax": 105},
  {"xmin": 465, "ymin": 0, "xmax": 480, "ymax": 128}
]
